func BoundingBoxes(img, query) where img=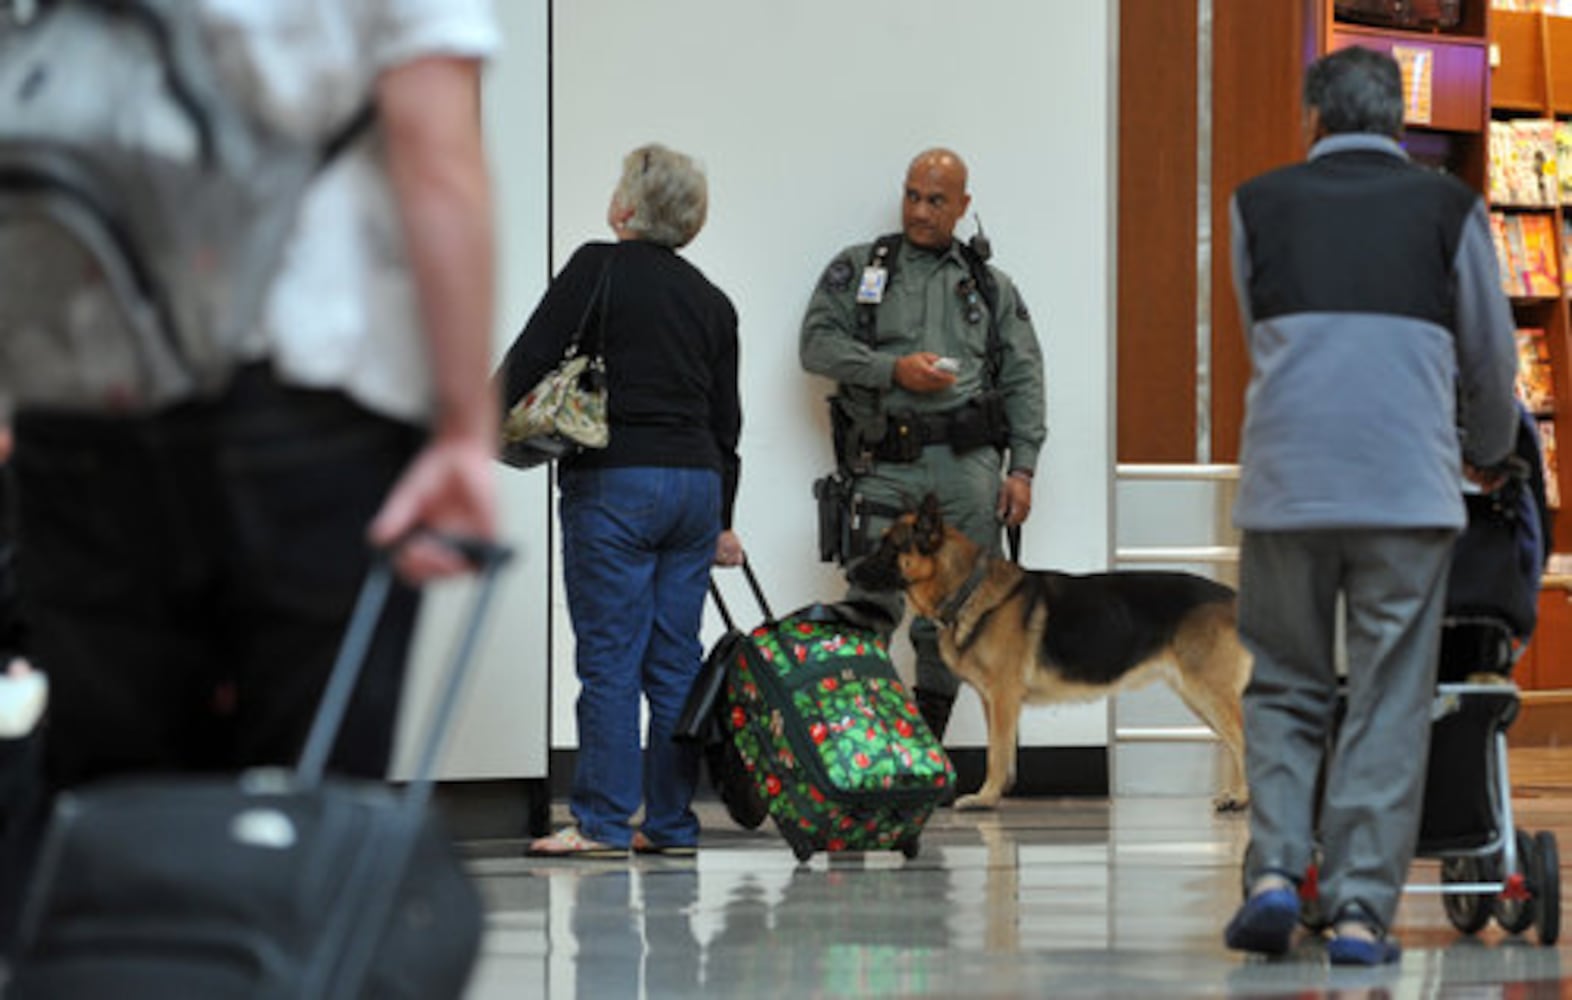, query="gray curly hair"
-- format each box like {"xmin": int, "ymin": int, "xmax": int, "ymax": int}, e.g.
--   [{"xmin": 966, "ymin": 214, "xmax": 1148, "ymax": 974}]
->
[{"xmin": 614, "ymin": 143, "xmax": 708, "ymax": 248}]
